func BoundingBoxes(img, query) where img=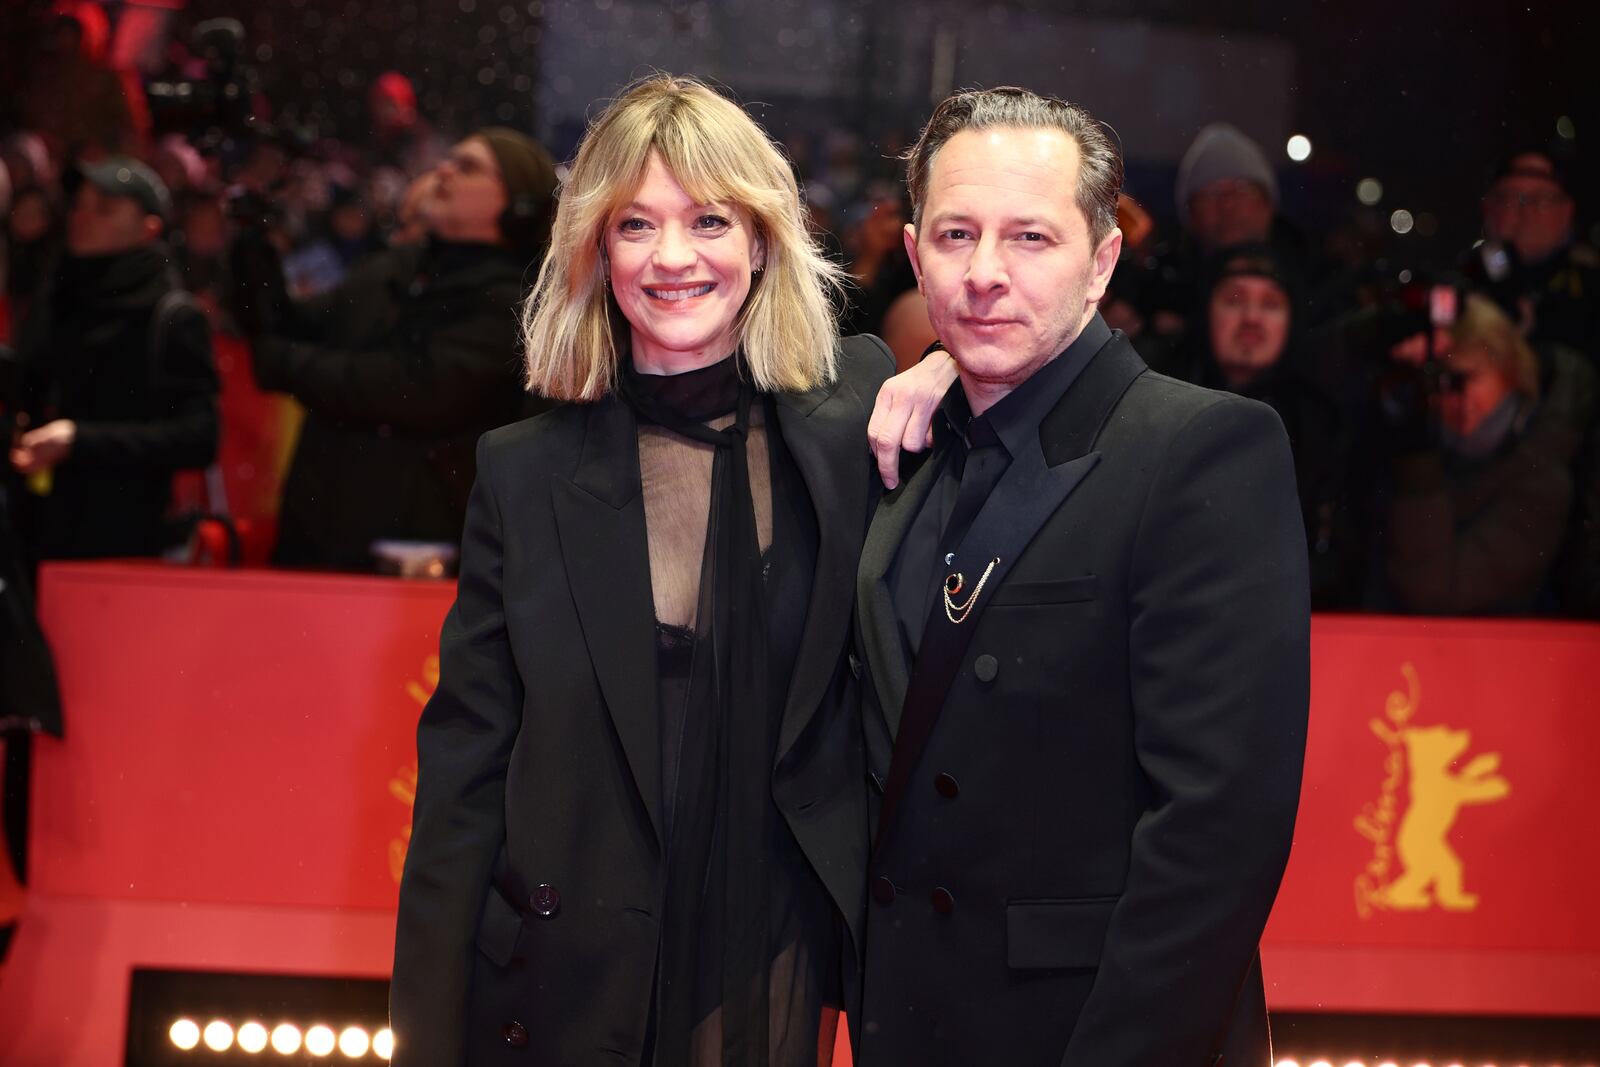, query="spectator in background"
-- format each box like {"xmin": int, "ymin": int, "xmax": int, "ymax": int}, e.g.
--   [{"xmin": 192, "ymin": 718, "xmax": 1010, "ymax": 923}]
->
[
  {"xmin": 1167, "ymin": 245, "xmax": 1362, "ymax": 608},
  {"xmin": 234, "ymin": 128, "xmax": 557, "ymax": 571},
  {"xmin": 1130, "ymin": 122, "xmax": 1344, "ymax": 352},
  {"xmin": 839, "ymin": 186, "xmax": 932, "ymax": 367},
  {"xmin": 367, "ymin": 71, "xmax": 446, "ymax": 178},
  {"xmin": 1381, "ymin": 293, "xmax": 1592, "ymax": 615},
  {"xmin": 8, "ymin": 158, "xmax": 218, "ymax": 562},
  {"xmin": 20, "ymin": 2, "xmax": 146, "ymax": 161},
  {"xmin": 1470, "ymin": 150, "xmax": 1599, "ymax": 363},
  {"xmin": 5, "ymin": 182, "xmax": 63, "ymax": 315}
]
